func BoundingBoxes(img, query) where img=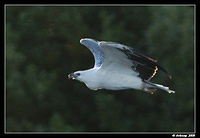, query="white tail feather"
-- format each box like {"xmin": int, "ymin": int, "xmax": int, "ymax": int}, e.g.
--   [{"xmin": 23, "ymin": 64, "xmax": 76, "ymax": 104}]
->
[
  {"xmin": 143, "ymin": 80, "xmax": 175, "ymax": 94},
  {"xmin": 154, "ymin": 84, "xmax": 175, "ymax": 93}
]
